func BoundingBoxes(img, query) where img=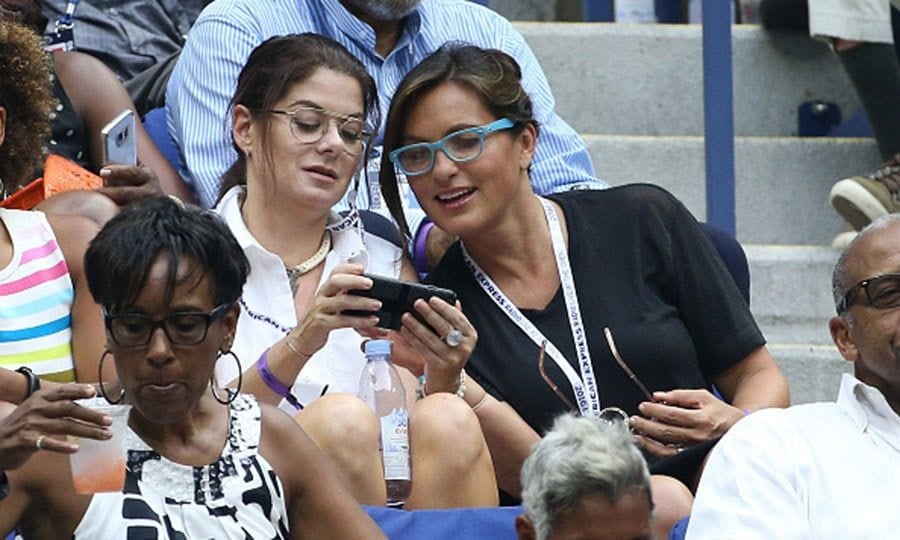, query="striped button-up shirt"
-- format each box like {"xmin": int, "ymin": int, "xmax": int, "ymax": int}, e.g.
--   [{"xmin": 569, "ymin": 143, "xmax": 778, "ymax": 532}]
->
[{"xmin": 166, "ymin": 0, "xmax": 604, "ymax": 230}]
